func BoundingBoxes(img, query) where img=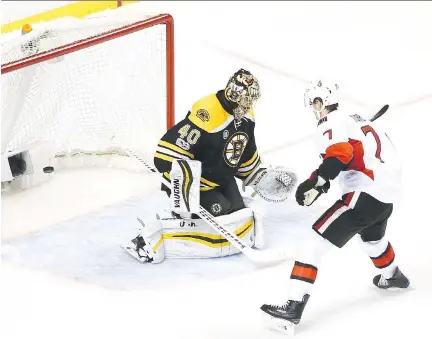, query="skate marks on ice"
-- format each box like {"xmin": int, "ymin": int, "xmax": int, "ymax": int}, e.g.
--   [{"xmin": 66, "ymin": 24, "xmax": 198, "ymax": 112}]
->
[{"xmin": 1, "ymin": 190, "xmax": 325, "ymax": 291}]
